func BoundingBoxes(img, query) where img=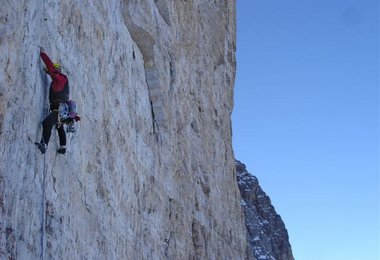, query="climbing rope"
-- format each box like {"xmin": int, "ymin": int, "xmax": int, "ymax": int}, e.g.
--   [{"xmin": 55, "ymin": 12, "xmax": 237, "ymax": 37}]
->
[
  {"xmin": 39, "ymin": 87, "xmax": 49, "ymax": 260},
  {"xmin": 39, "ymin": 0, "xmax": 49, "ymax": 258},
  {"xmin": 40, "ymin": 0, "xmax": 48, "ymax": 251},
  {"xmin": 40, "ymin": 152, "xmax": 47, "ymax": 260},
  {"xmin": 39, "ymin": 63, "xmax": 48, "ymax": 260}
]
